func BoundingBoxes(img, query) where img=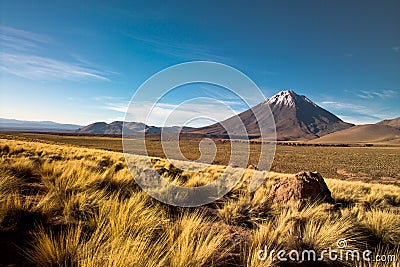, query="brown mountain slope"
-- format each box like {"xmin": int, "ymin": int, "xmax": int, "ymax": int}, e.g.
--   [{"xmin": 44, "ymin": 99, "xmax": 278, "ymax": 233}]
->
[
  {"xmin": 77, "ymin": 121, "xmax": 147, "ymax": 134},
  {"xmin": 308, "ymin": 124, "xmax": 400, "ymax": 145},
  {"xmin": 376, "ymin": 117, "xmax": 400, "ymax": 130},
  {"xmin": 193, "ymin": 90, "xmax": 353, "ymax": 141}
]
